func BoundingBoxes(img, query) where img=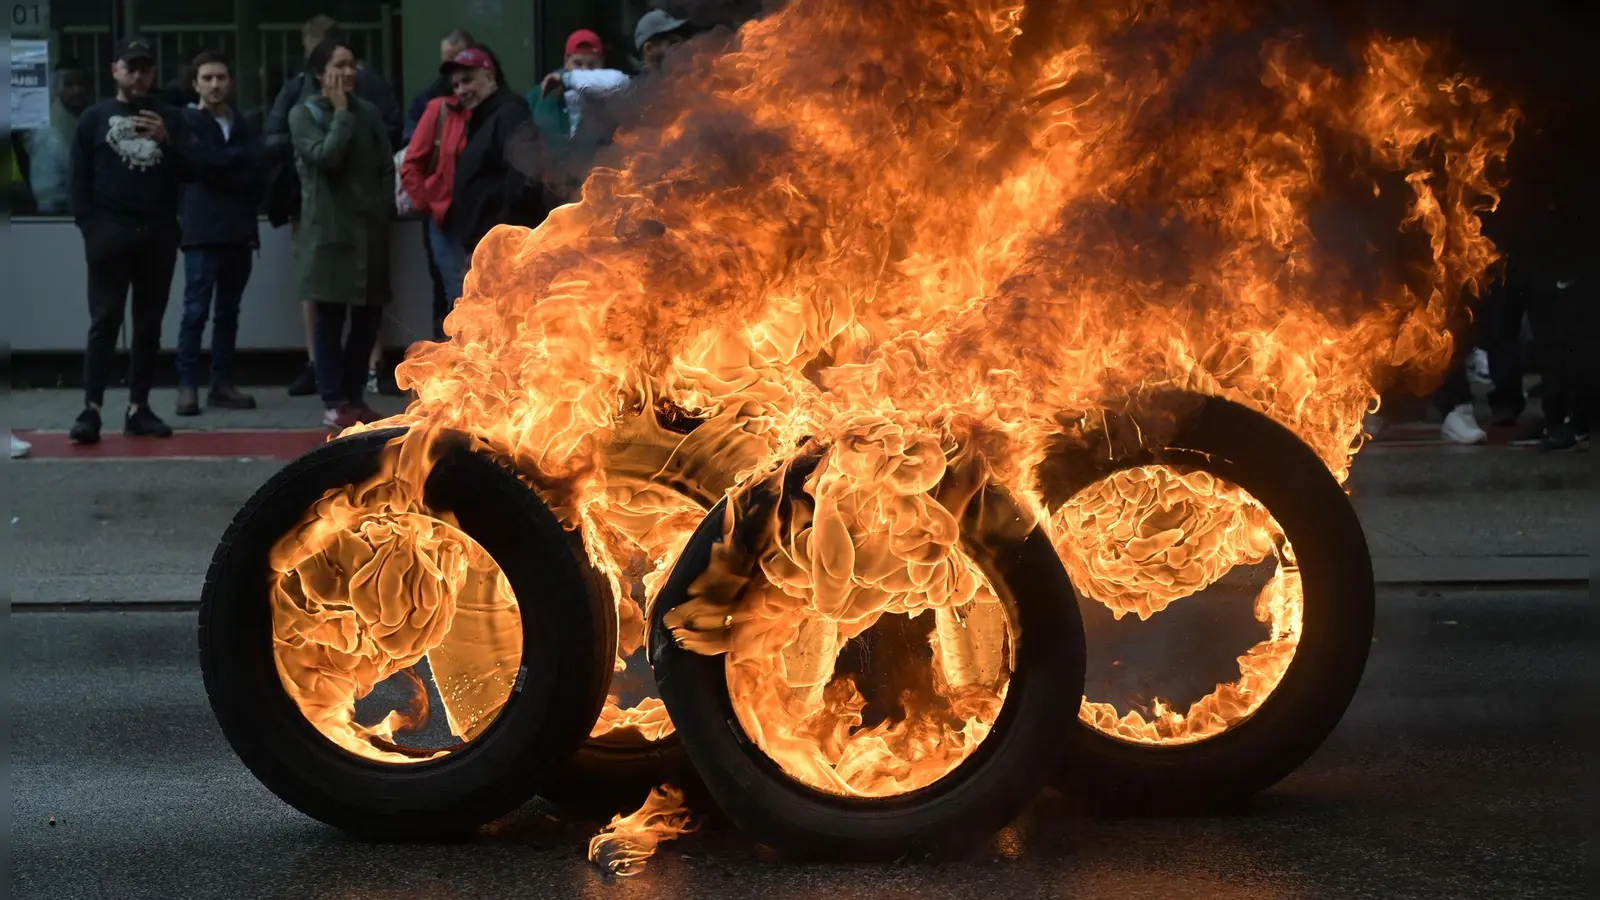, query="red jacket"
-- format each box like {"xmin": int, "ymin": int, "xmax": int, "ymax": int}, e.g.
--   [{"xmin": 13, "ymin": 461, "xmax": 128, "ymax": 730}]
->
[{"xmin": 400, "ymin": 95, "xmax": 469, "ymax": 225}]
